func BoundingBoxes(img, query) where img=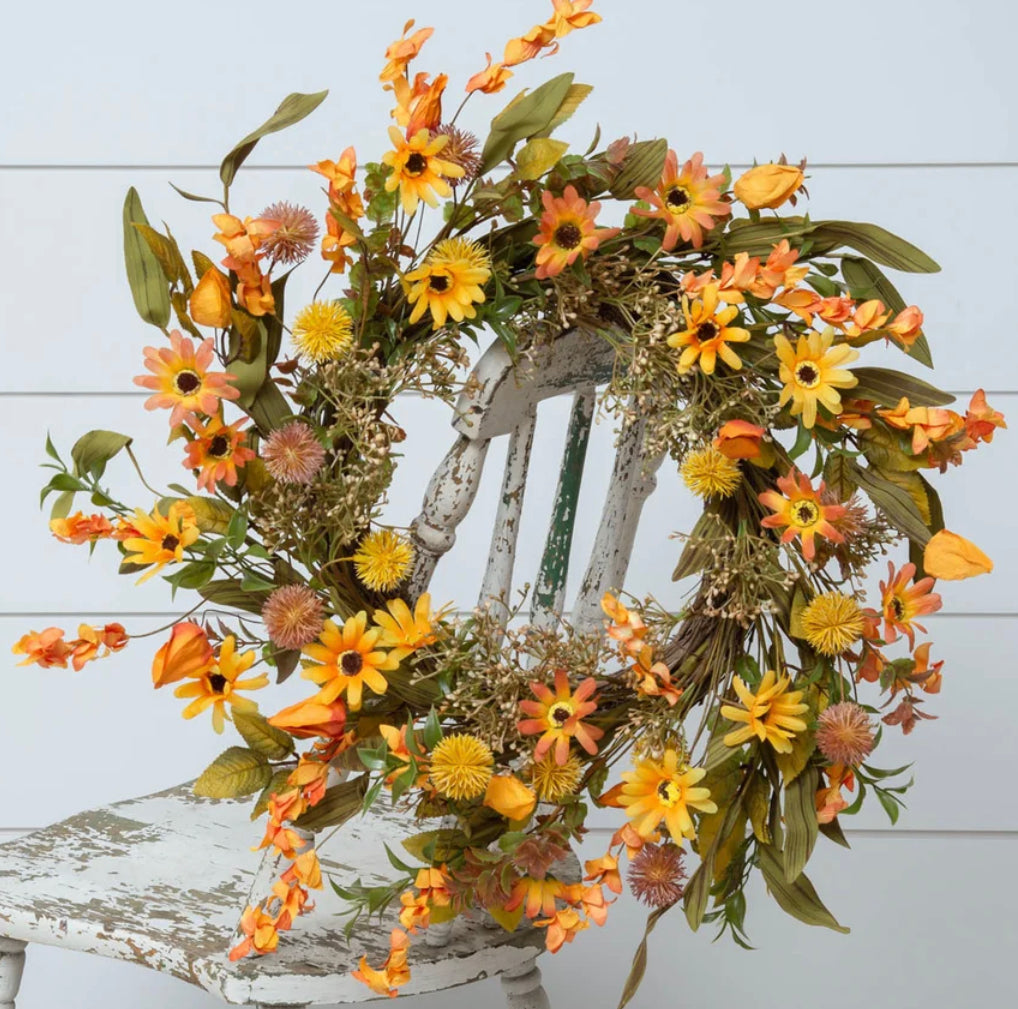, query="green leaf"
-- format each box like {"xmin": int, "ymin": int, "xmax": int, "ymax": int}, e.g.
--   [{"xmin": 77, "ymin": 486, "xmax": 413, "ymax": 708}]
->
[
  {"xmin": 724, "ymin": 217, "xmax": 815, "ymax": 257},
  {"xmin": 608, "ymin": 138, "xmax": 668, "ymax": 200},
  {"xmin": 194, "ymin": 746, "xmax": 271, "ymax": 798},
  {"xmin": 384, "ymin": 843, "xmax": 418, "ymax": 875},
  {"xmin": 875, "ymin": 787, "xmax": 903, "ymax": 825},
  {"xmin": 849, "ymin": 367, "xmax": 954, "ymax": 407},
  {"xmin": 847, "ymin": 459, "xmax": 931, "ymax": 545},
  {"xmin": 811, "ymin": 221, "xmax": 940, "ymax": 273},
  {"xmin": 232, "ymin": 709, "xmax": 295, "ymax": 760},
  {"xmin": 293, "ymin": 774, "xmax": 369, "ymax": 831},
  {"xmin": 758, "ymin": 843, "xmax": 850, "ymax": 932},
  {"xmin": 241, "ymin": 572, "xmax": 277, "ymax": 593},
  {"xmin": 783, "ymin": 766, "xmax": 819, "ymax": 882},
  {"xmin": 163, "ymin": 560, "xmax": 216, "ymax": 592},
  {"xmin": 44, "ymin": 433, "xmax": 63, "ymax": 464},
  {"xmin": 822, "ymin": 452, "xmax": 859, "ymax": 501},
  {"xmin": 123, "ymin": 187, "xmax": 171, "ymax": 328},
  {"xmin": 616, "ymin": 905, "xmax": 672, "ymax": 1009},
  {"xmin": 818, "ymin": 816, "xmax": 851, "ymax": 849},
  {"xmin": 226, "ymin": 510, "xmax": 248, "ymax": 549},
  {"xmin": 401, "ymin": 828, "xmax": 470, "ymax": 863},
  {"xmin": 774, "ymin": 730, "xmax": 816, "ymax": 784},
  {"xmin": 130, "ymin": 222, "xmax": 190, "ymax": 290},
  {"xmin": 274, "ymin": 647, "xmax": 301, "ymax": 684},
  {"xmin": 170, "ymin": 182, "xmax": 224, "ymax": 207},
  {"xmin": 682, "ymin": 854, "xmax": 714, "ymax": 932},
  {"xmin": 788, "ymin": 421, "xmax": 813, "ymax": 461},
  {"xmin": 220, "ymin": 90, "xmax": 329, "ymax": 188},
  {"xmin": 422, "ymin": 707, "xmax": 443, "ymax": 749},
  {"xmin": 515, "ymin": 137, "xmax": 569, "ymax": 180},
  {"xmin": 840, "ymin": 256, "xmax": 906, "ymax": 310},
  {"xmin": 198, "ymin": 578, "xmax": 269, "ymax": 614},
  {"xmin": 538, "ymin": 82, "xmax": 592, "ymax": 136},
  {"xmin": 479, "ymin": 73, "xmax": 575, "ymax": 174}
]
